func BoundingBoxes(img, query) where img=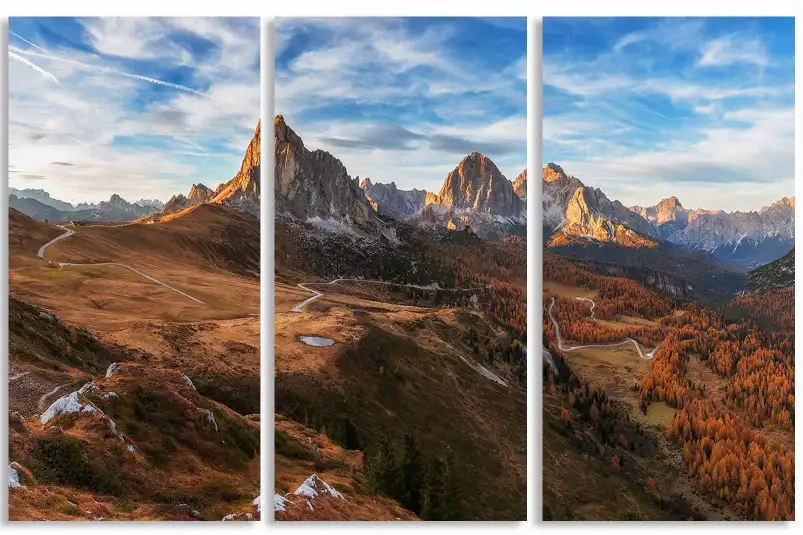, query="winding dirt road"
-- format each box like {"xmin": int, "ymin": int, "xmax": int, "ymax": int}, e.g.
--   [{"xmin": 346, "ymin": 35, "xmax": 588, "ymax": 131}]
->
[
  {"xmin": 548, "ymin": 296, "xmax": 657, "ymax": 360},
  {"xmin": 291, "ymin": 278, "xmax": 474, "ymax": 312},
  {"xmin": 38, "ymin": 226, "xmax": 205, "ymax": 304}
]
